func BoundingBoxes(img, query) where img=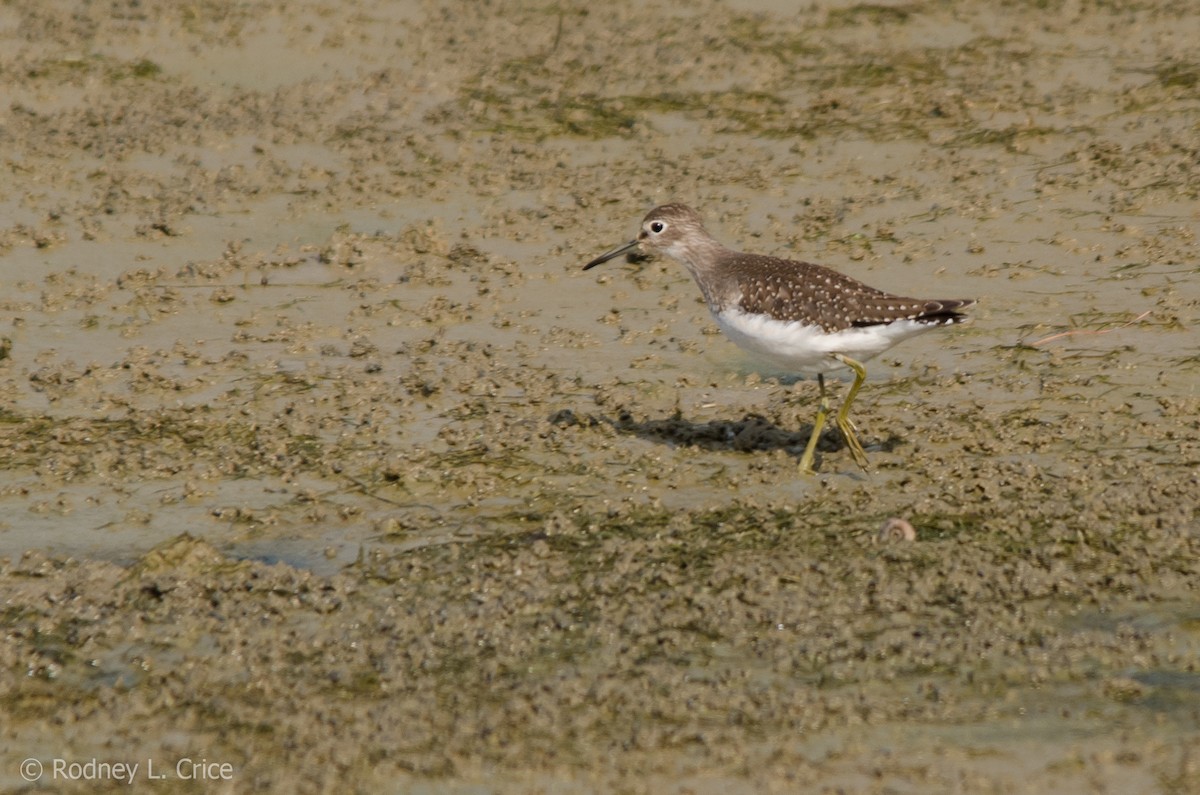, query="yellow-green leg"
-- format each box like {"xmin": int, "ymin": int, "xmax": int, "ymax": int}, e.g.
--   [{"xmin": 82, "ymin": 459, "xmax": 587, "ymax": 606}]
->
[
  {"xmin": 832, "ymin": 353, "xmax": 870, "ymax": 470},
  {"xmin": 798, "ymin": 355, "xmax": 870, "ymax": 474},
  {"xmin": 798, "ymin": 373, "xmax": 831, "ymax": 475}
]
